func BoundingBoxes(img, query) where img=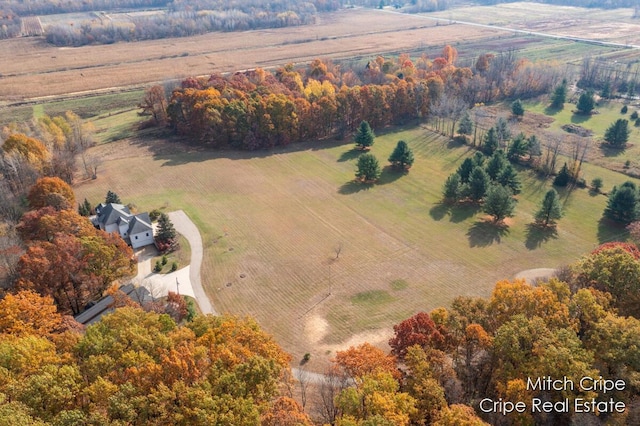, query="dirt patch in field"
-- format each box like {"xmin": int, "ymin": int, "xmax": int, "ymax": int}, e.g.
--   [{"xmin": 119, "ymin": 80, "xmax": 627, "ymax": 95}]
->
[
  {"xmin": 515, "ymin": 267, "xmax": 556, "ymax": 284},
  {"xmin": 304, "ymin": 313, "xmax": 391, "ymax": 356}
]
